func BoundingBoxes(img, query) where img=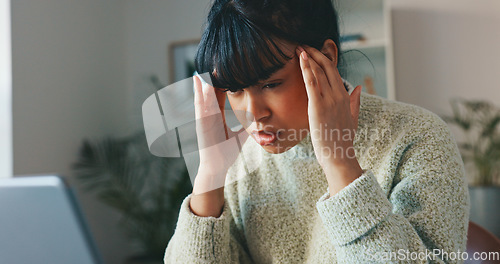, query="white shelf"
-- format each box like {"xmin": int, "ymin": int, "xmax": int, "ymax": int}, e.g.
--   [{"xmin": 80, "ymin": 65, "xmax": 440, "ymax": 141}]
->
[
  {"xmin": 336, "ymin": 0, "xmax": 395, "ymax": 101},
  {"xmin": 341, "ymin": 38, "xmax": 387, "ymax": 51}
]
